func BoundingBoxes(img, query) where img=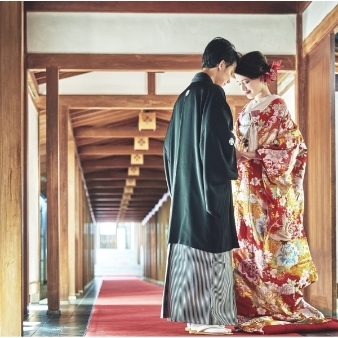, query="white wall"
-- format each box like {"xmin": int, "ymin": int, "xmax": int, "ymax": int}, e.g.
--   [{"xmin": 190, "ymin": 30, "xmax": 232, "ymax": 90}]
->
[
  {"xmin": 282, "ymin": 84, "xmax": 296, "ymax": 122},
  {"xmin": 28, "ymin": 95, "xmax": 40, "ymax": 303},
  {"xmin": 28, "ymin": 12, "xmax": 296, "ymax": 98},
  {"xmin": 27, "ymin": 13, "xmax": 296, "ymax": 55},
  {"xmin": 303, "ymin": 1, "xmax": 338, "ymax": 40}
]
